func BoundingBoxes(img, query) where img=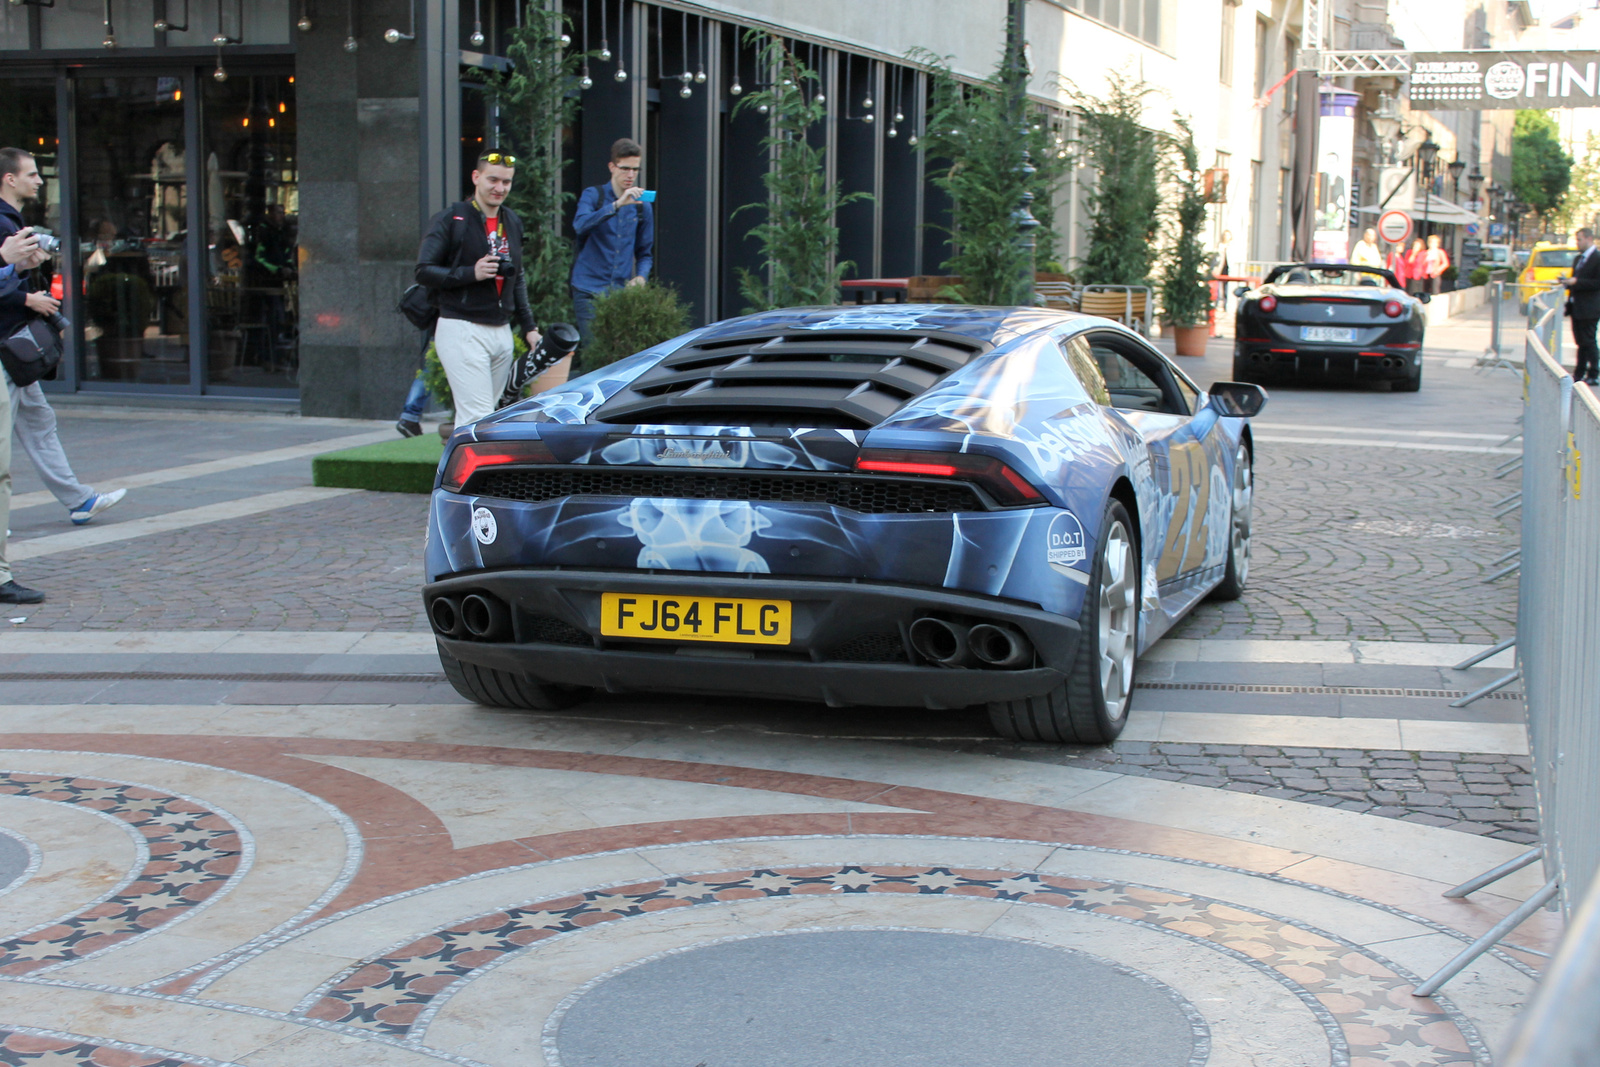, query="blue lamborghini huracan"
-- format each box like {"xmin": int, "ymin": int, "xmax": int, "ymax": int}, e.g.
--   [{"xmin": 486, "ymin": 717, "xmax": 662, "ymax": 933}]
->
[{"xmin": 423, "ymin": 305, "xmax": 1265, "ymax": 744}]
